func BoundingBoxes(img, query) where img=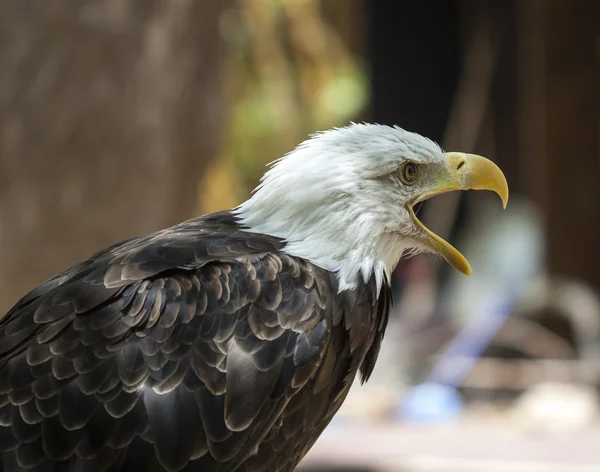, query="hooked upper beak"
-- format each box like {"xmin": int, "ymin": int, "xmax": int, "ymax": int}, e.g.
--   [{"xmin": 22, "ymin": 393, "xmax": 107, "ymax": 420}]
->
[{"xmin": 408, "ymin": 152, "xmax": 509, "ymax": 276}]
